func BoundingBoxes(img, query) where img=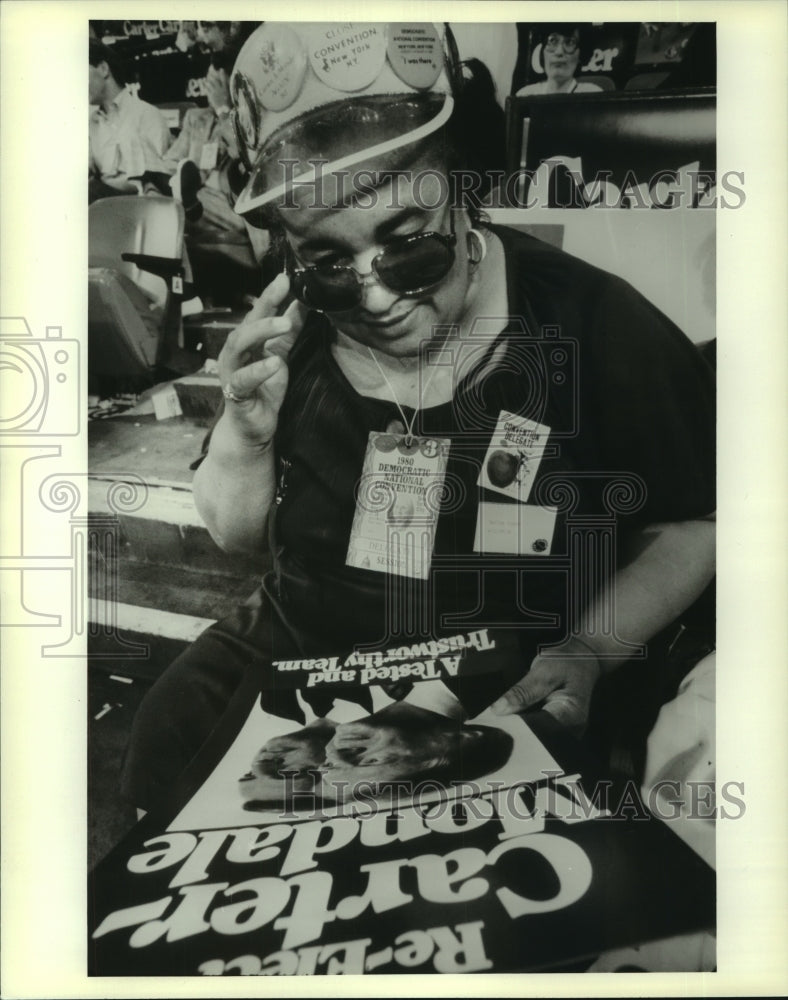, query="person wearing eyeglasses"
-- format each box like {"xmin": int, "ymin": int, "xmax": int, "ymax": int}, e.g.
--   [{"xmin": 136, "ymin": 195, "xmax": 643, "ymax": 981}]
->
[
  {"xmin": 121, "ymin": 23, "xmax": 714, "ymax": 817},
  {"xmin": 516, "ymin": 24, "xmax": 602, "ymax": 96}
]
